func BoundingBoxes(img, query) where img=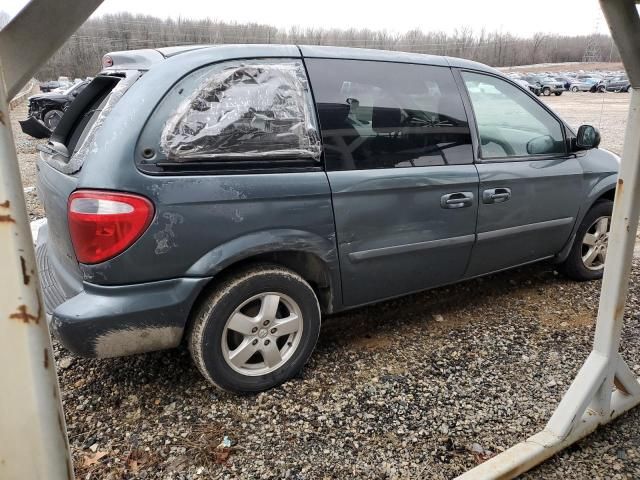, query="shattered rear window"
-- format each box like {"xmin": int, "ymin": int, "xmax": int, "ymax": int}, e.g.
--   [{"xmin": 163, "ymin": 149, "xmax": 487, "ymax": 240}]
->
[{"xmin": 160, "ymin": 60, "xmax": 321, "ymax": 162}]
